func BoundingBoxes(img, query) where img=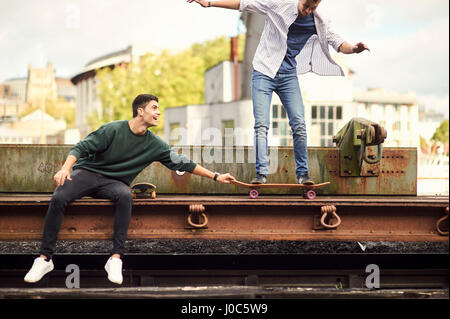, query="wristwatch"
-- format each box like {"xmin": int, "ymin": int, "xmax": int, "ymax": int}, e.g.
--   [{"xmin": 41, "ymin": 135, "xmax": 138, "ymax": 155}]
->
[
  {"xmin": 213, "ymin": 172, "xmax": 220, "ymax": 181},
  {"xmin": 208, "ymin": 1, "xmax": 212, "ymax": 7}
]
